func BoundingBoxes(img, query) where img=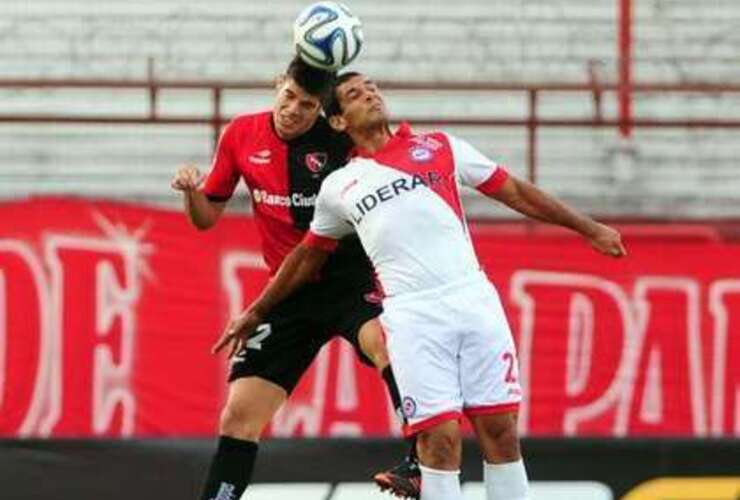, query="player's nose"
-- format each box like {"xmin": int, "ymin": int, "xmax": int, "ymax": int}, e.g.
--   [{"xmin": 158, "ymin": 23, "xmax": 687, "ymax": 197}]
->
[{"xmin": 285, "ymin": 101, "xmax": 301, "ymax": 116}]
